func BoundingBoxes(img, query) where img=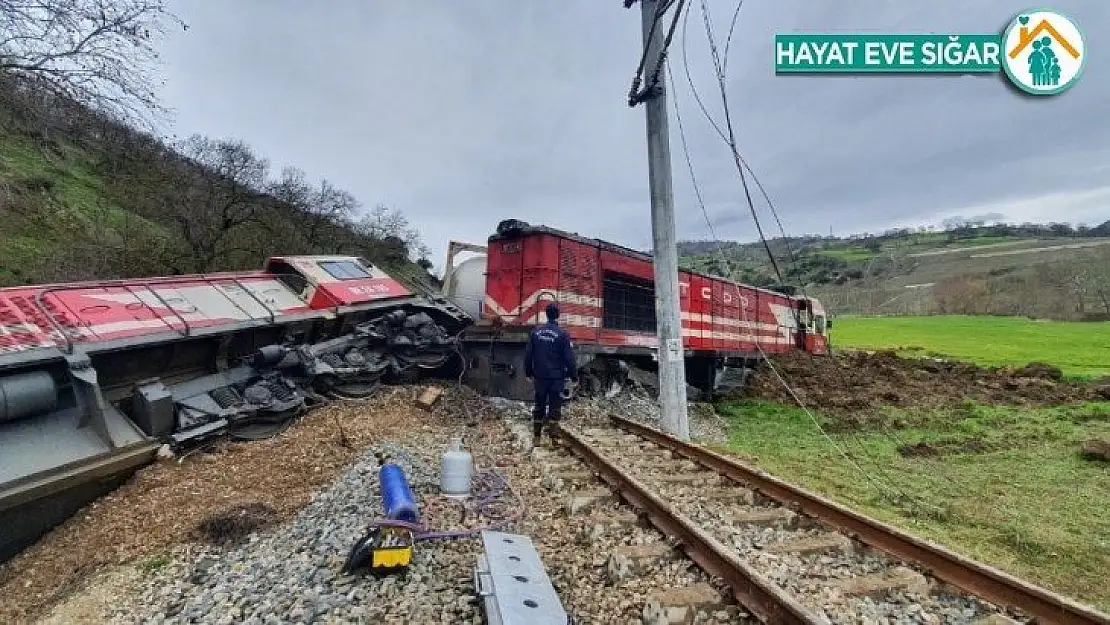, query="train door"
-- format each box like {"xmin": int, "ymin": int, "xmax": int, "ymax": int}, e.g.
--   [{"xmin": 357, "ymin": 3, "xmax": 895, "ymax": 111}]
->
[
  {"xmin": 709, "ymin": 280, "xmax": 725, "ymax": 351},
  {"xmin": 684, "ymin": 273, "xmax": 707, "ymax": 350},
  {"xmin": 795, "ymin": 298, "xmax": 809, "ymax": 350},
  {"xmin": 720, "ymin": 283, "xmax": 741, "ymax": 351},
  {"xmin": 737, "ymin": 286, "xmax": 758, "ymax": 352},
  {"xmin": 557, "ymin": 238, "xmax": 601, "ymax": 344},
  {"xmin": 485, "ymin": 237, "xmax": 524, "ymax": 323},
  {"xmin": 521, "ymin": 234, "xmax": 559, "ymax": 325},
  {"xmin": 805, "ymin": 297, "xmax": 829, "ymax": 355}
]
